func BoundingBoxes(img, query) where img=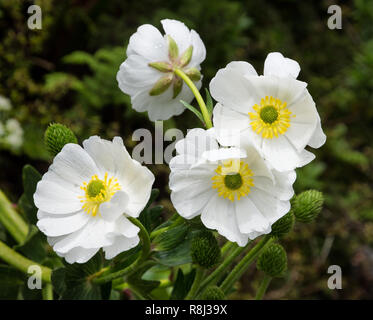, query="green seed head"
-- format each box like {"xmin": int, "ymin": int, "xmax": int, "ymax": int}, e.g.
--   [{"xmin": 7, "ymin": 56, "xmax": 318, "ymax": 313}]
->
[
  {"xmin": 224, "ymin": 173, "xmax": 243, "ymax": 190},
  {"xmin": 260, "ymin": 106, "xmax": 278, "ymax": 124},
  {"xmin": 87, "ymin": 180, "xmax": 105, "ymax": 198}
]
